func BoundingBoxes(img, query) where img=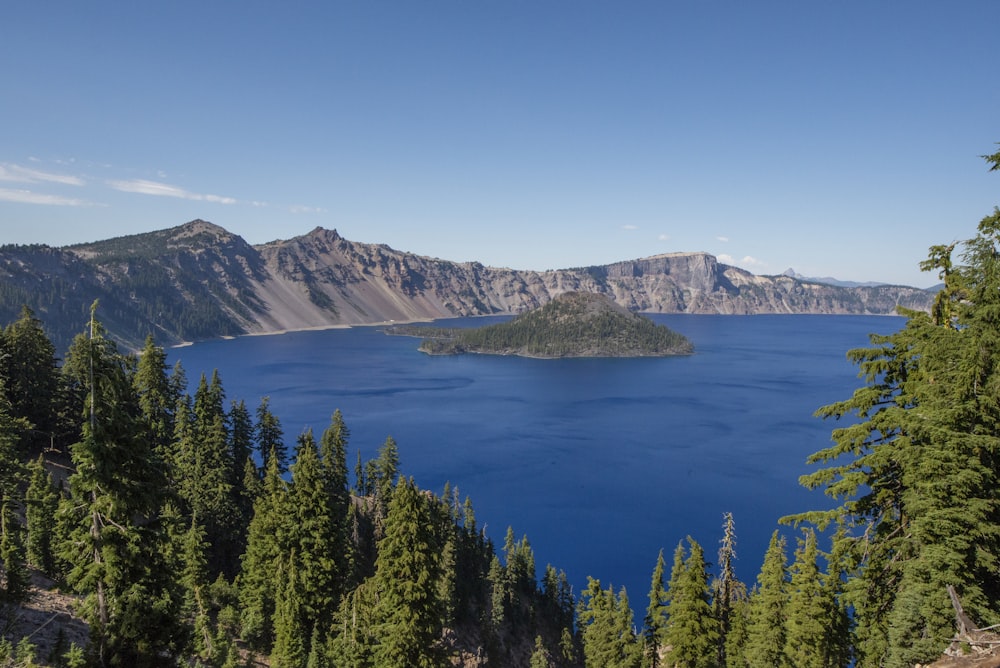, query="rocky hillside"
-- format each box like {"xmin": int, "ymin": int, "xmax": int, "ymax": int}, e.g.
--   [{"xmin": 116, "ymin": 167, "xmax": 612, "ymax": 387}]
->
[{"xmin": 0, "ymin": 219, "xmax": 934, "ymax": 352}]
